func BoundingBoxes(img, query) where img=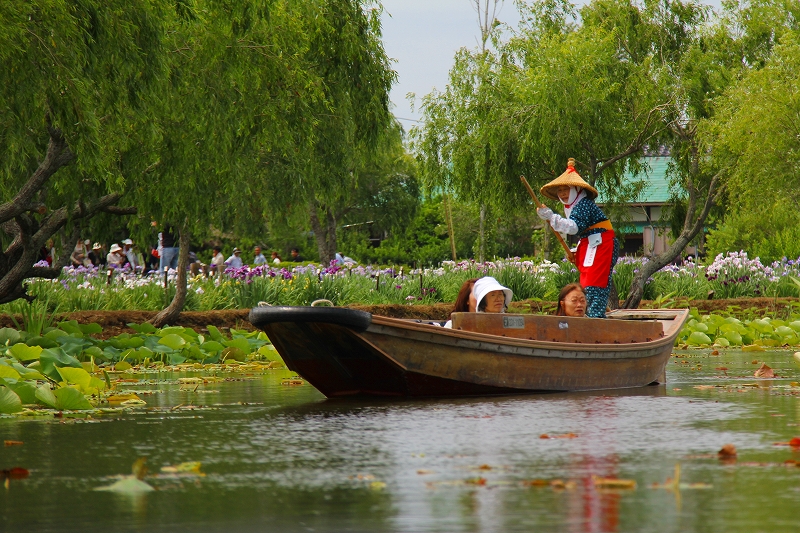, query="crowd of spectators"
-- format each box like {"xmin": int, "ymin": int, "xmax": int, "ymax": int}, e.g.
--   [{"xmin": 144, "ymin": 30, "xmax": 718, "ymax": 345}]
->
[{"xmin": 46, "ymin": 231, "xmax": 314, "ymax": 278}]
